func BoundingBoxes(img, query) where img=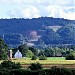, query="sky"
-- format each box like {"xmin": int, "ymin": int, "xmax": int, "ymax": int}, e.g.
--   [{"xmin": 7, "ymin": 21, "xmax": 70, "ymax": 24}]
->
[{"xmin": 0, "ymin": 0, "xmax": 75, "ymax": 20}]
